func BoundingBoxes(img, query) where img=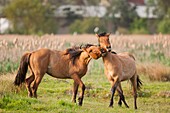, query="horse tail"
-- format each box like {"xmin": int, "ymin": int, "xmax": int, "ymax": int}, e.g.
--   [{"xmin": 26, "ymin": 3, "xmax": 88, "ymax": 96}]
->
[
  {"xmin": 14, "ymin": 52, "xmax": 31, "ymax": 86},
  {"xmin": 137, "ymin": 75, "xmax": 142, "ymax": 90}
]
